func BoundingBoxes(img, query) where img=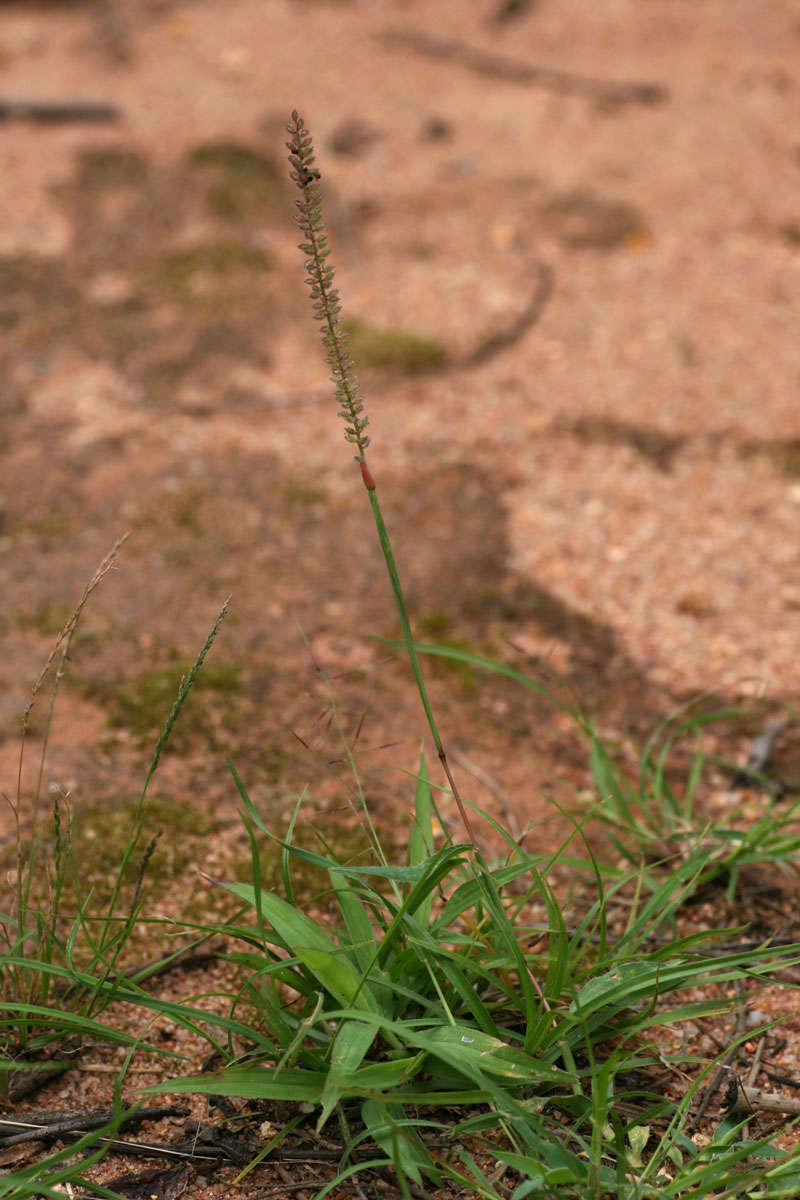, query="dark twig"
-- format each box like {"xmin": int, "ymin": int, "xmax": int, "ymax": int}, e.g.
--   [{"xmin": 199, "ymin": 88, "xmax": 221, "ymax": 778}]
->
[
  {"xmin": 0, "ymin": 1105, "xmax": 186, "ymax": 1148},
  {"xmin": 0, "ymin": 99, "xmax": 120, "ymax": 123},
  {"xmin": 380, "ymin": 30, "xmax": 667, "ymax": 106},
  {"xmin": 762, "ymin": 1068, "xmax": 800, "ymax": 1091},
  {"xmin": 688, "ymin": 994, "xmax": 748, "ymax": 1132}
]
